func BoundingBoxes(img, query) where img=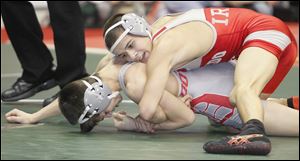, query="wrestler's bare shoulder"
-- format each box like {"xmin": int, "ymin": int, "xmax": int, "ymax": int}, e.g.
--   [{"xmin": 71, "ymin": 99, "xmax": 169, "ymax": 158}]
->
[{"xmin": 151, "ymin": 14, "xmax": 179, "ymax": 32}]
